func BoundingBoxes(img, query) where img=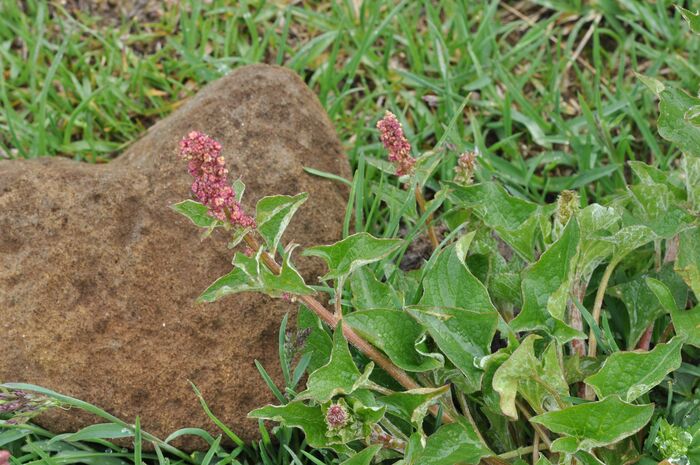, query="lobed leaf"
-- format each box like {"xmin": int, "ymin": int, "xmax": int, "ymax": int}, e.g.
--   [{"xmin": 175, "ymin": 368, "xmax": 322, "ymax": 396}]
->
[
  {"xmin": 676, "ymin": 226, "xmax": 700, "ymax": 298},
  {"xmin": 655, "ymin": 85, "xmax": 700, "ymax": 158},
  {"xmin": 345, "ymin": 309, "xmax": 442, "ymax": 372},
  {"xmin": 349, "ymin": 268, "xmax": 403, "ymax": 310},
  {"xmin": 197, "ymin": 252, "xmax": 314, "ymax": 302},
  {"xmin": 379, "ymin": 386, "xmax": 449, "ymax": 436},
  {"xmin": 530, "ymin": 396, "xmax": 654, "ymax": 453},
  {"xmin": 412, "ymin": 418, "xmax": 492, "ymax": 465},
  {"xmin": 647, "ymin": 278, "xmax": 700, "ymax": 348},
  {"xmin": 447, "ymin": 182, "xmax": 543, "ymax": 260},
  {"xmin": 339, "ymin": 445, "xmax": 382, "ymax": 465},
  {"xmin": 298, "ymin": 322, "xmax": 372, "ymax": 403},
  {"xmin": 491, "ymin": 335, "xmax": 540, "ymax": 419},
  {"xmin": 584, "ymin": 337, "xmax": 684, "ymax": 401},
  {"xmin": 248, "ymin": 402, "xmax": 329, "ymax": 449},
  {"xmin": 303, "ymin": 232, "xmax": 402, "ymax": 280},
  {"xmin": 171, "ymin": 199, "xmax": 220, "ymax": 228},
  {"xmin": 255, "ymin": 193, "xmax": 308, "ymax": 253},
  {"xmin": 511, "ymin": 219, "xmax": 583, "ymax": 342},
  {"xmin": 412, "ymin": 236, "xmax": 499, "ymax": 391}
]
